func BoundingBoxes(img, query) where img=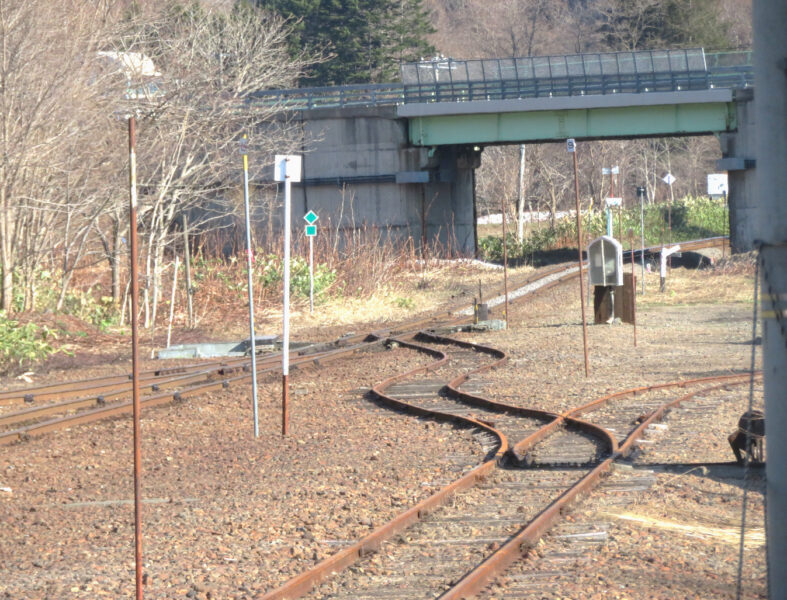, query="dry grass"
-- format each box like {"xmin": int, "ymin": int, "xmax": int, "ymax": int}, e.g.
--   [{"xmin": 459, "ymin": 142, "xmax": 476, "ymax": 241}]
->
[
  {"xmin": 636, "ymin": 263, "xmax": 756, "ymax": 307},
  {"xmin": 249, "ymin": 260, "xmax": 533, "ymax": 336}
]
